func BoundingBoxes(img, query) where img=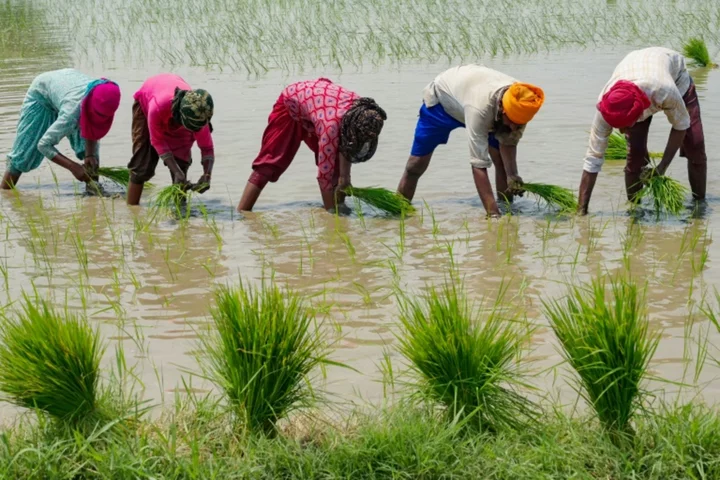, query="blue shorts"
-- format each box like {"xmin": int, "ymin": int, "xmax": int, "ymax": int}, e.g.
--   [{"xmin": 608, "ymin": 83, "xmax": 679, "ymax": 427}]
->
[{"xmin": 410, "ymin": 103, "xmax": 499, "ymax": 157}]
